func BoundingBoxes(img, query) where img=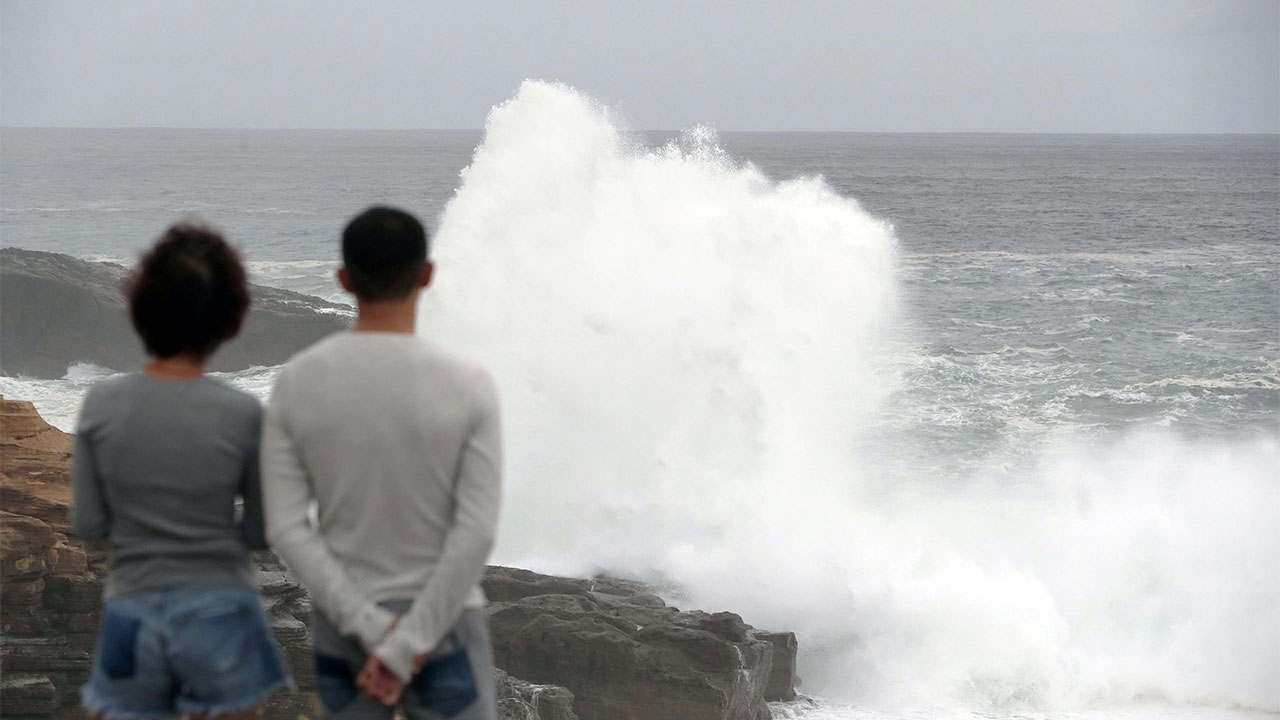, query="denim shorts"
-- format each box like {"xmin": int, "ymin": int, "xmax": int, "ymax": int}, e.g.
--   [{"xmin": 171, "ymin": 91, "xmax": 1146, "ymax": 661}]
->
[
  {"xmin": 81, "ymin": 586, "xmax": 290, "ymax": 720},
  {"xmin": 312, "ymin": 604, "xmax": 496, "ymax": 720}
]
